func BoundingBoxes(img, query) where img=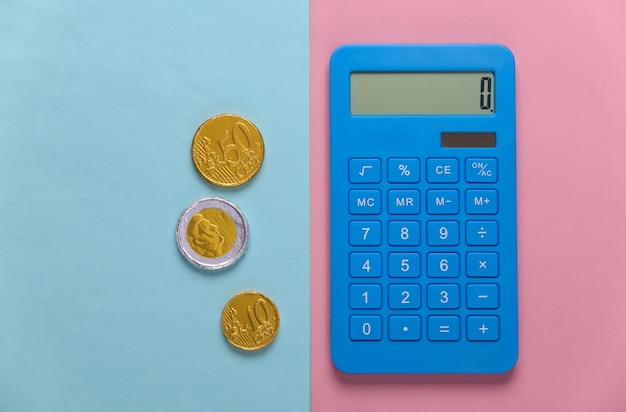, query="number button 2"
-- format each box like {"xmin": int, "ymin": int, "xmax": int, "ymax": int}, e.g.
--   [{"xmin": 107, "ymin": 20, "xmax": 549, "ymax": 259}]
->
[{"xmin": 388, "ymin": 284, "xmax": 421, "ymax": 309}]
